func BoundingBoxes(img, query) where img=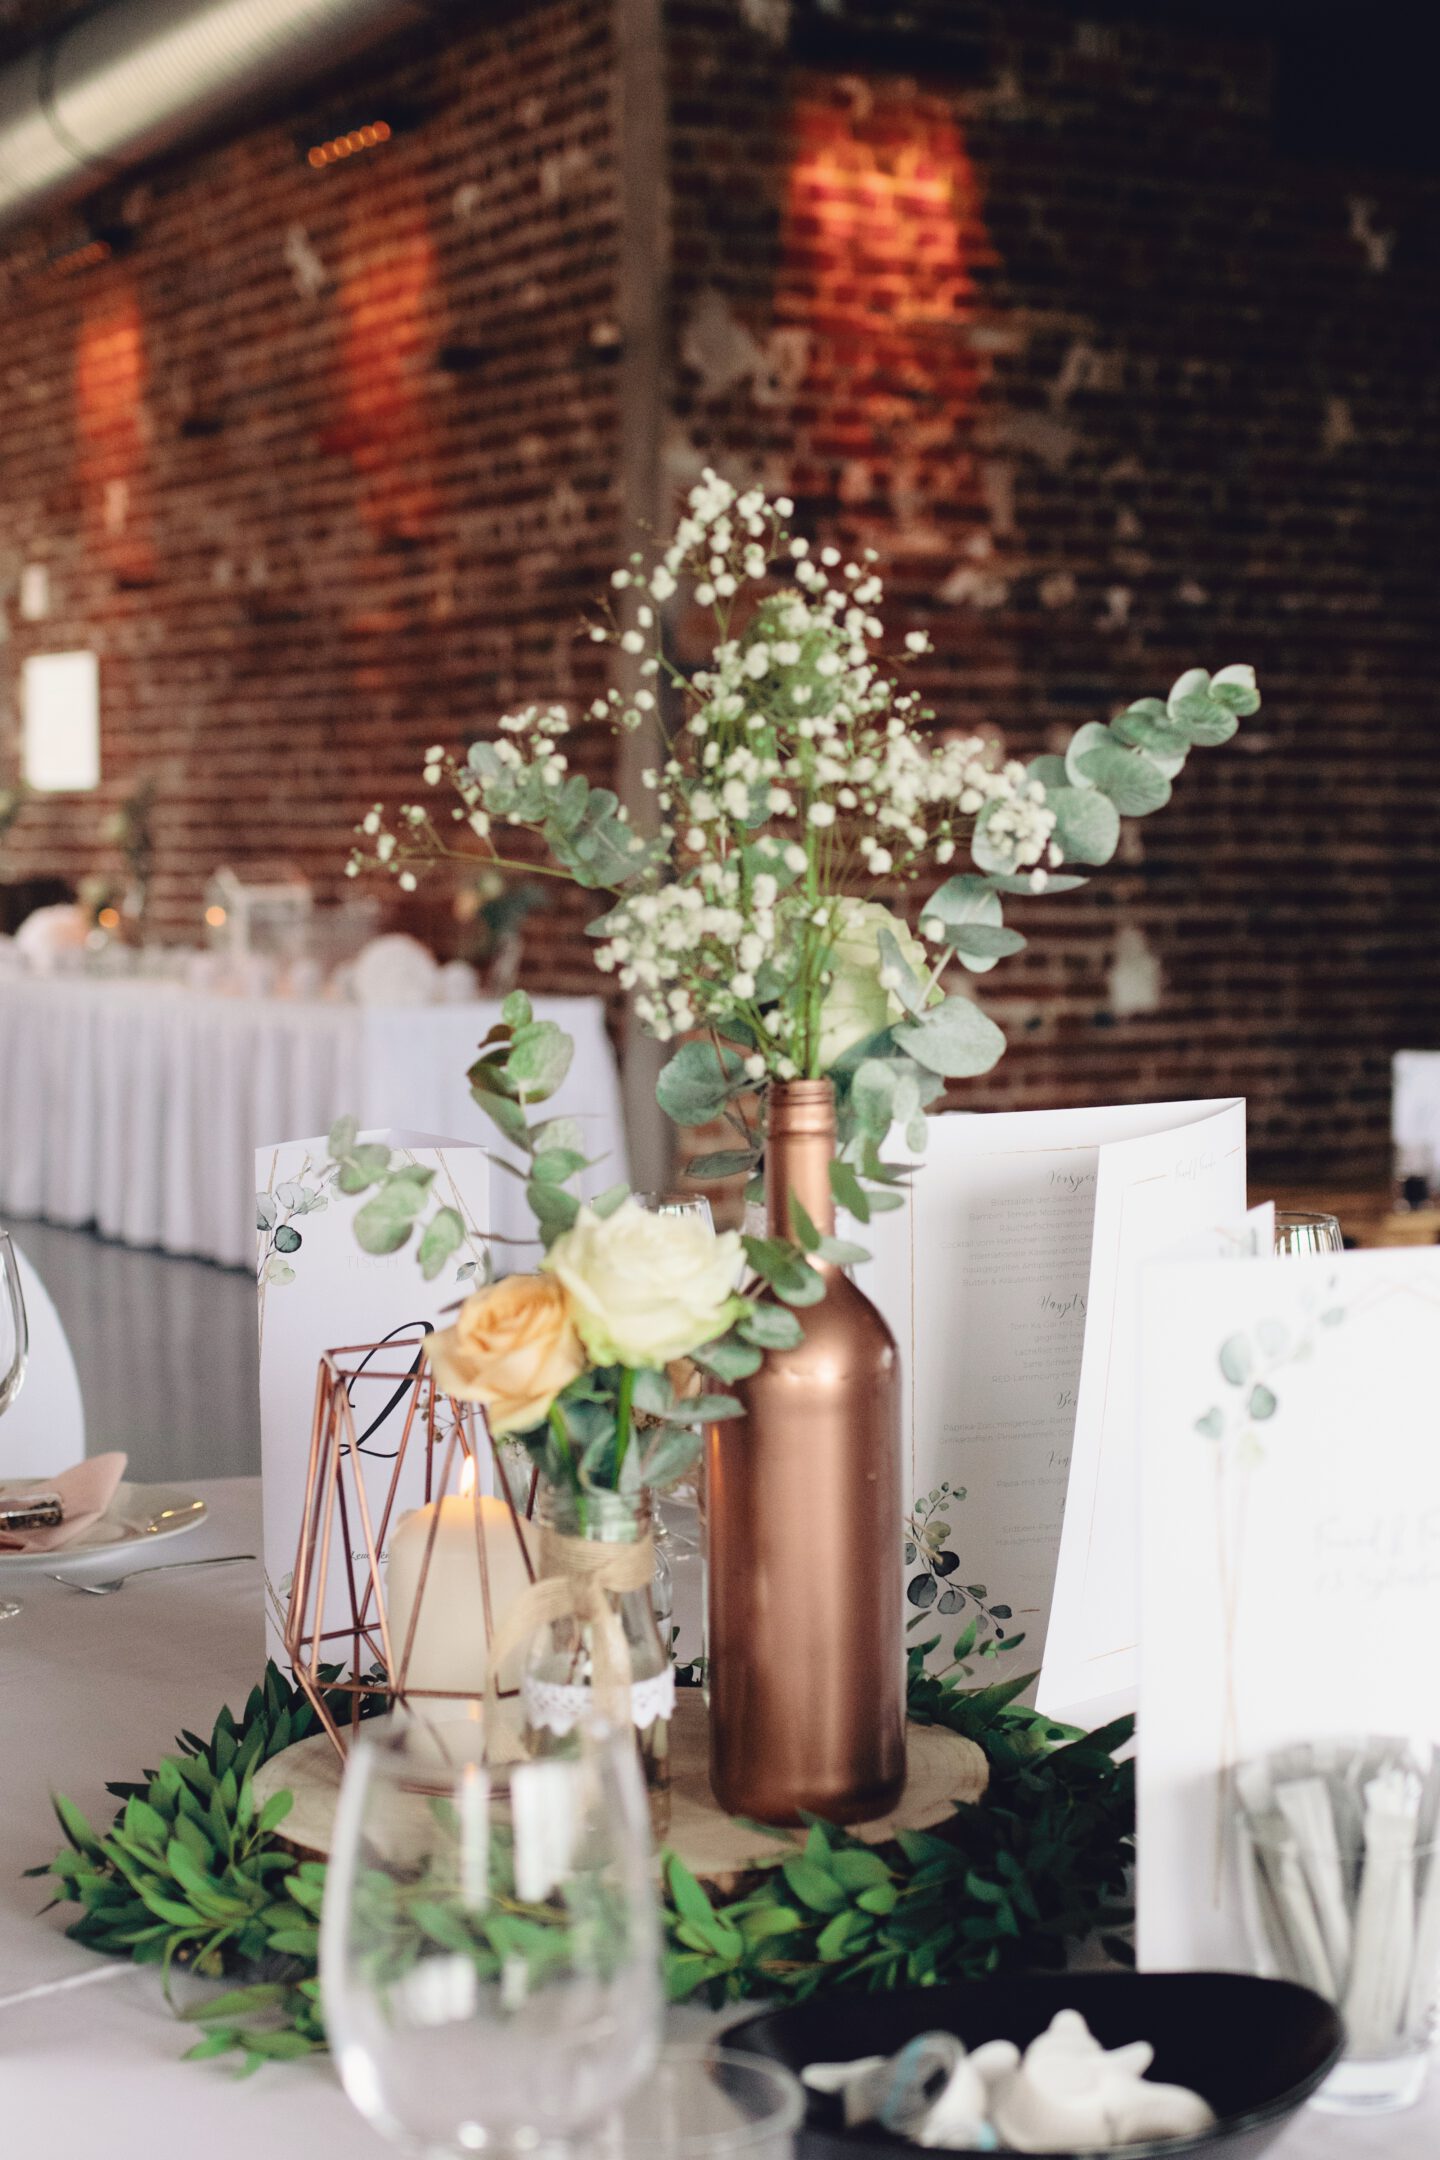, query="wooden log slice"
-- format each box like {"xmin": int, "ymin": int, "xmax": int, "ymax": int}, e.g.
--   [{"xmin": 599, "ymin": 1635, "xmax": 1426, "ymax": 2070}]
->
[{"xmin": 252, "ymin": 1692, "xmax": 989, "ymax": 1889}]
